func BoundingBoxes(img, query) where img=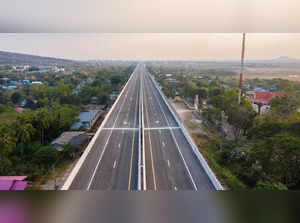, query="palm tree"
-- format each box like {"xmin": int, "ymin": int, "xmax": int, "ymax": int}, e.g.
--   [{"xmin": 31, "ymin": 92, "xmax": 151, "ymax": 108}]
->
[
  {"xmin": 0, "ymin": 125, "xmax": 15, "ymax": 161},
  {"xmin": 17, "ymin": 123, "xmax": 35, "ymax": 156},
  {"xmin": 36, "ymin": 109, "xmax": 51, "ymax": 145}
]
